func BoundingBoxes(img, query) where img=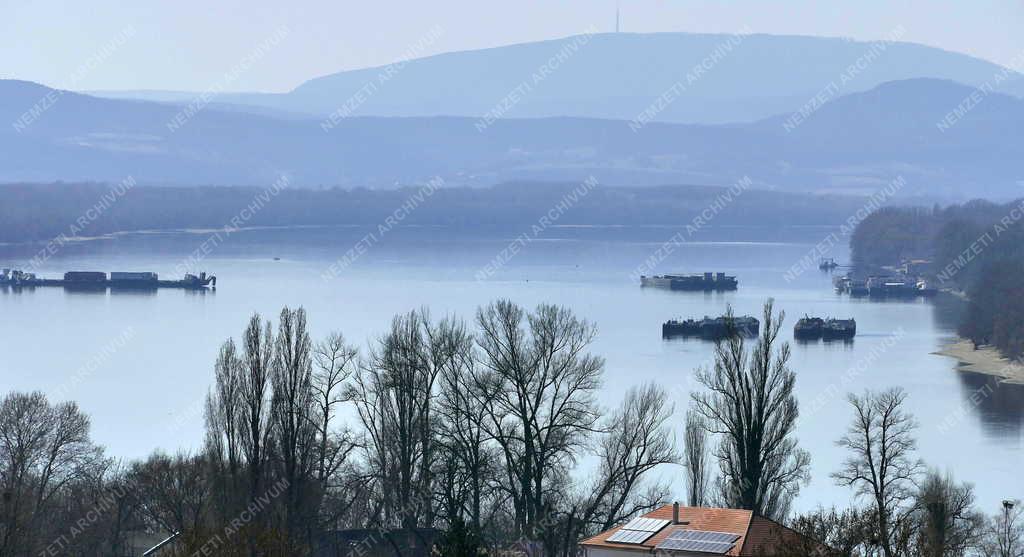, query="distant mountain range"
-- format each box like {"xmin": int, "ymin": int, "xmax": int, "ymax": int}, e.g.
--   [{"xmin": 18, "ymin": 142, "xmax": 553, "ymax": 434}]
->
[
  {"xmin": 89, "ymin": 32, "xmax": 1024, "ymax": 124},
  {"xmin": 2, "ymin": 76, "xmax": 1022, "ymax": 198}
]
